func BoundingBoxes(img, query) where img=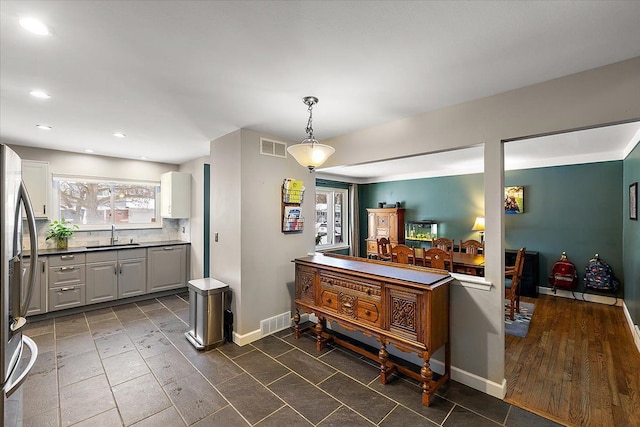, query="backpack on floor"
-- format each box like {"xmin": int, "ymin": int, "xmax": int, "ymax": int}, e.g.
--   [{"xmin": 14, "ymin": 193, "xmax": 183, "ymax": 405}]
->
[
  {"xmin": 584, "ymin": 254, "xmax": 619, "ymax": 292},
  {"xmin": 548, "ymin": 252, "xmax": 577, "ymax": 291}
]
